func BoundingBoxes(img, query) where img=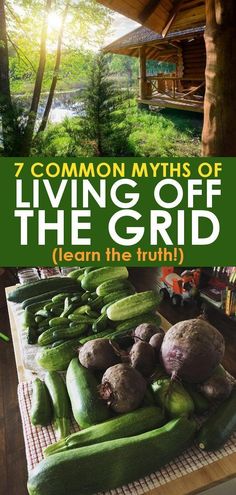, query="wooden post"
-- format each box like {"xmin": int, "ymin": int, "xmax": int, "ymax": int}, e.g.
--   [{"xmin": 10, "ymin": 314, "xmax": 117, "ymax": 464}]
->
[
  {"xmin": 202, "ymin": 0, "xmax": 236, "ymax": 156},
  {"xmin": 176, "ymin": 47, "xmax": 183, "ymax": 92},
  {"xmin": 139, "ymin": 46, "xmax": 147, "ymax": 99}
]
